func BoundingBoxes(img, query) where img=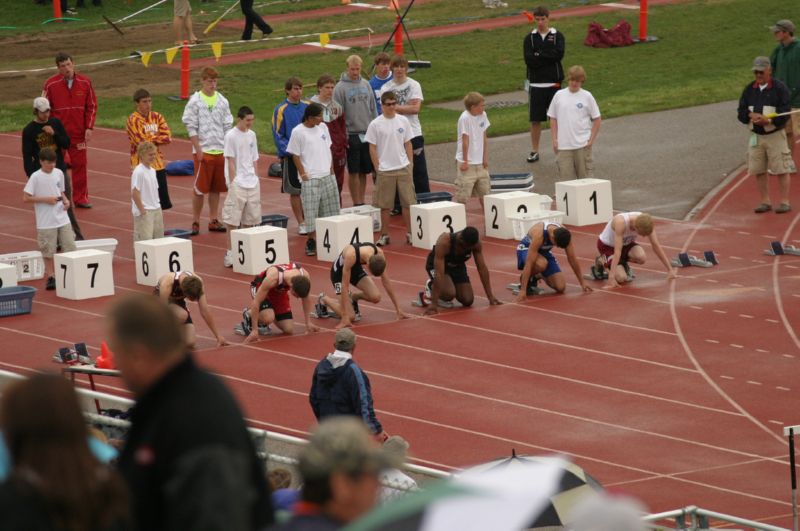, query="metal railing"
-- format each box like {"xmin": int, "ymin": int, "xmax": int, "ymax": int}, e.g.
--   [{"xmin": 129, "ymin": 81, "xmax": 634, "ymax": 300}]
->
[{"xmin": 643, "ymin": 506, "xmax": 789, "ymax": 531}]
